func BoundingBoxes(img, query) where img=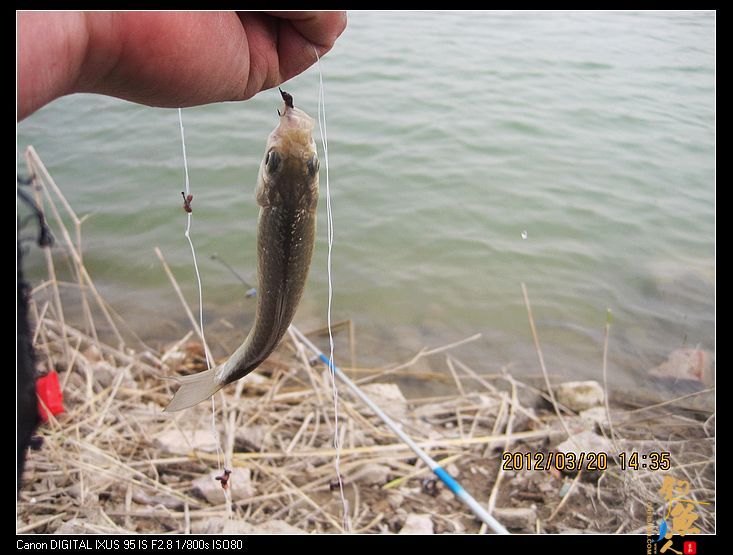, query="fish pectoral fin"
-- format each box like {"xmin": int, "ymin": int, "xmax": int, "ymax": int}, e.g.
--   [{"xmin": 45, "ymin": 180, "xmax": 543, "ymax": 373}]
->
[{"xmin": 164, "ymin": 368, "xmax": 223, "ymax": 412}]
